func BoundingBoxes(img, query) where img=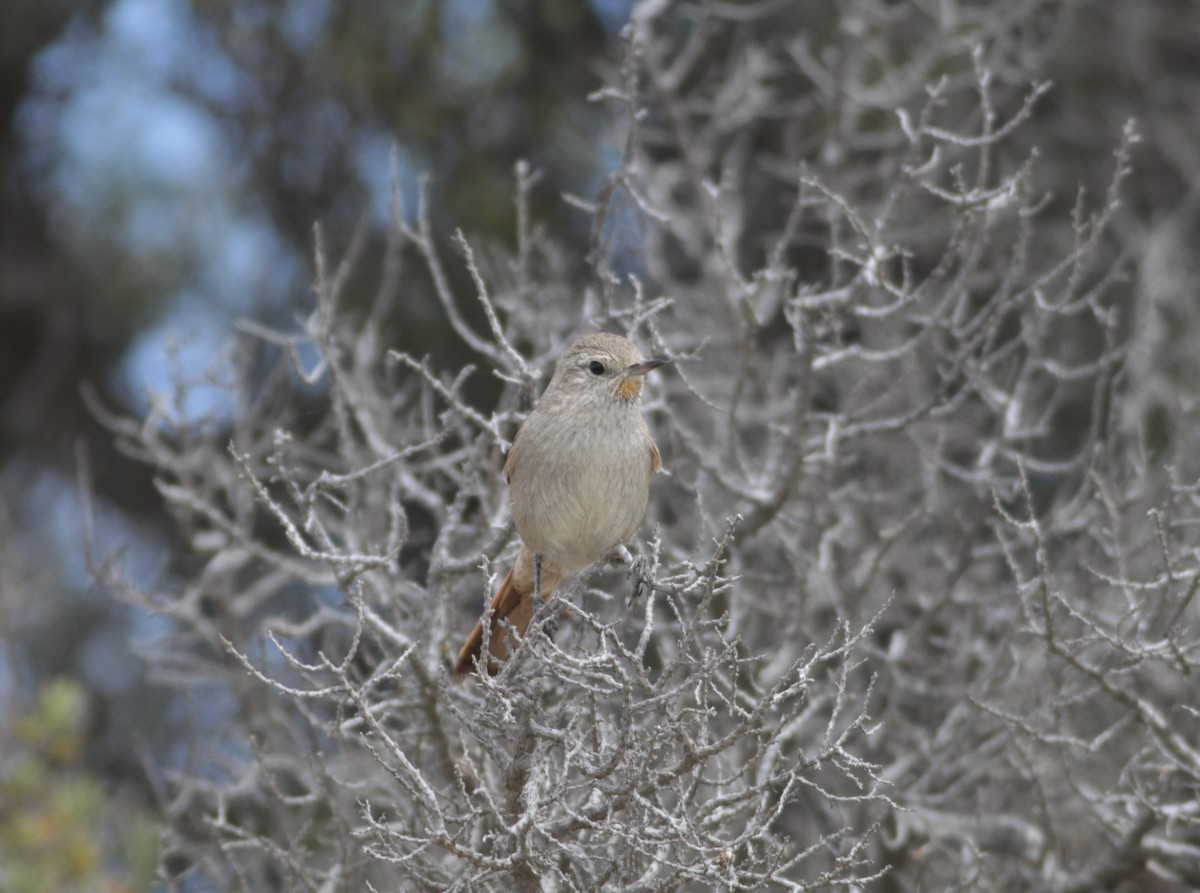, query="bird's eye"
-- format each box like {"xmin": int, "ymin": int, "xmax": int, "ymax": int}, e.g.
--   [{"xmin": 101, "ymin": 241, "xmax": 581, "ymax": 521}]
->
[{"xmin": 587, "ymin": 360, "xmax": 606, "ymax": 376}]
